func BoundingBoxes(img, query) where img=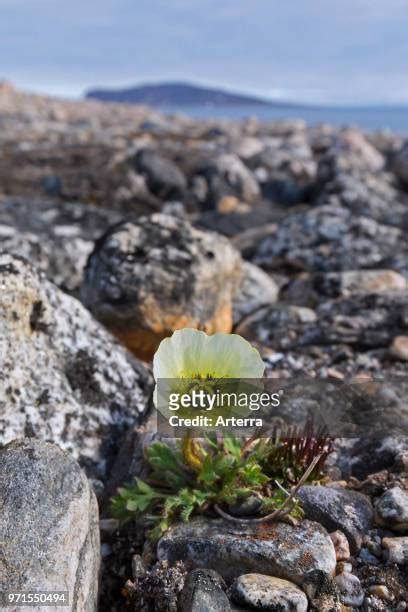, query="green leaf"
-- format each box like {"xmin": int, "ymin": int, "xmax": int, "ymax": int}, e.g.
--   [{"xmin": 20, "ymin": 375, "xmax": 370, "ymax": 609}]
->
[
  {"xmin": 223, "ymin": 434, "xmax": 243, "ymax": 459},
  {"xmin": 146, "ymin": 442, "xmax": 189, "ymax": 489},
  {"xmin": 111, "ymin": 478, "xmax": 164, "ymax": 519}
]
